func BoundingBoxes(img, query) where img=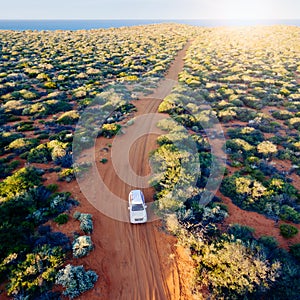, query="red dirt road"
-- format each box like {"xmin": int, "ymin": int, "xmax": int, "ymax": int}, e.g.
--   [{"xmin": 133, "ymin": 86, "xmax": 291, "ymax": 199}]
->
[{"xmin": 54, "ymin": 41, "xmax": 195, "ymax": 300}]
